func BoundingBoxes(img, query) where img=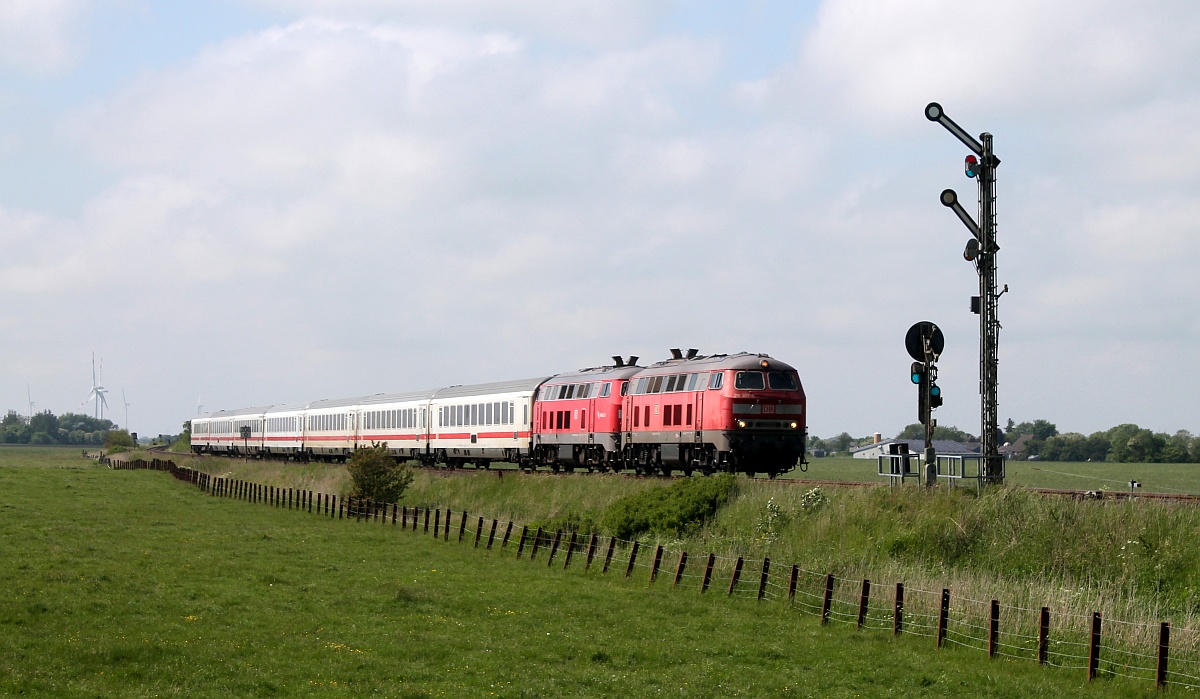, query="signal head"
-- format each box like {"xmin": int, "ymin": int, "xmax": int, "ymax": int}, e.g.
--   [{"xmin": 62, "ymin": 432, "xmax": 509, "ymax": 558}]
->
[
  {"xmin": 964, "ymin": 154, "xmax": 980, "ymax": 178},
  {"xmin": 910, "ymin": 362, "xmax": 925, "ymax": 385},
  {"xmin": 963, "ymin": 238, "xmax": 979, "ymax": 261}
]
